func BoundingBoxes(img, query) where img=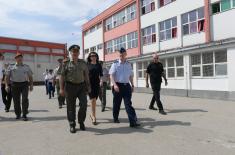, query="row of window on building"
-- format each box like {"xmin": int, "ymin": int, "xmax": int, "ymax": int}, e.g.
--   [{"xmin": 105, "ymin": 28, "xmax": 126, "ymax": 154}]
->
[
  {"xmin": 84, "ymin": 43, "xmax": 103, "ymax": 54},
  {"xmin": 0, "ymin": 43, "xmax": 65, "ymax": 54},
  {"xmin": 84, "ymin": 22, "xmax": 102, "ymax": 36},
  {"xmin": 105, "ymin": 31, "xmax": 138, "ymax": 54},
  {"xmin": 137, "ymin": 50, "xmax": 227, "ymax": 79}
]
